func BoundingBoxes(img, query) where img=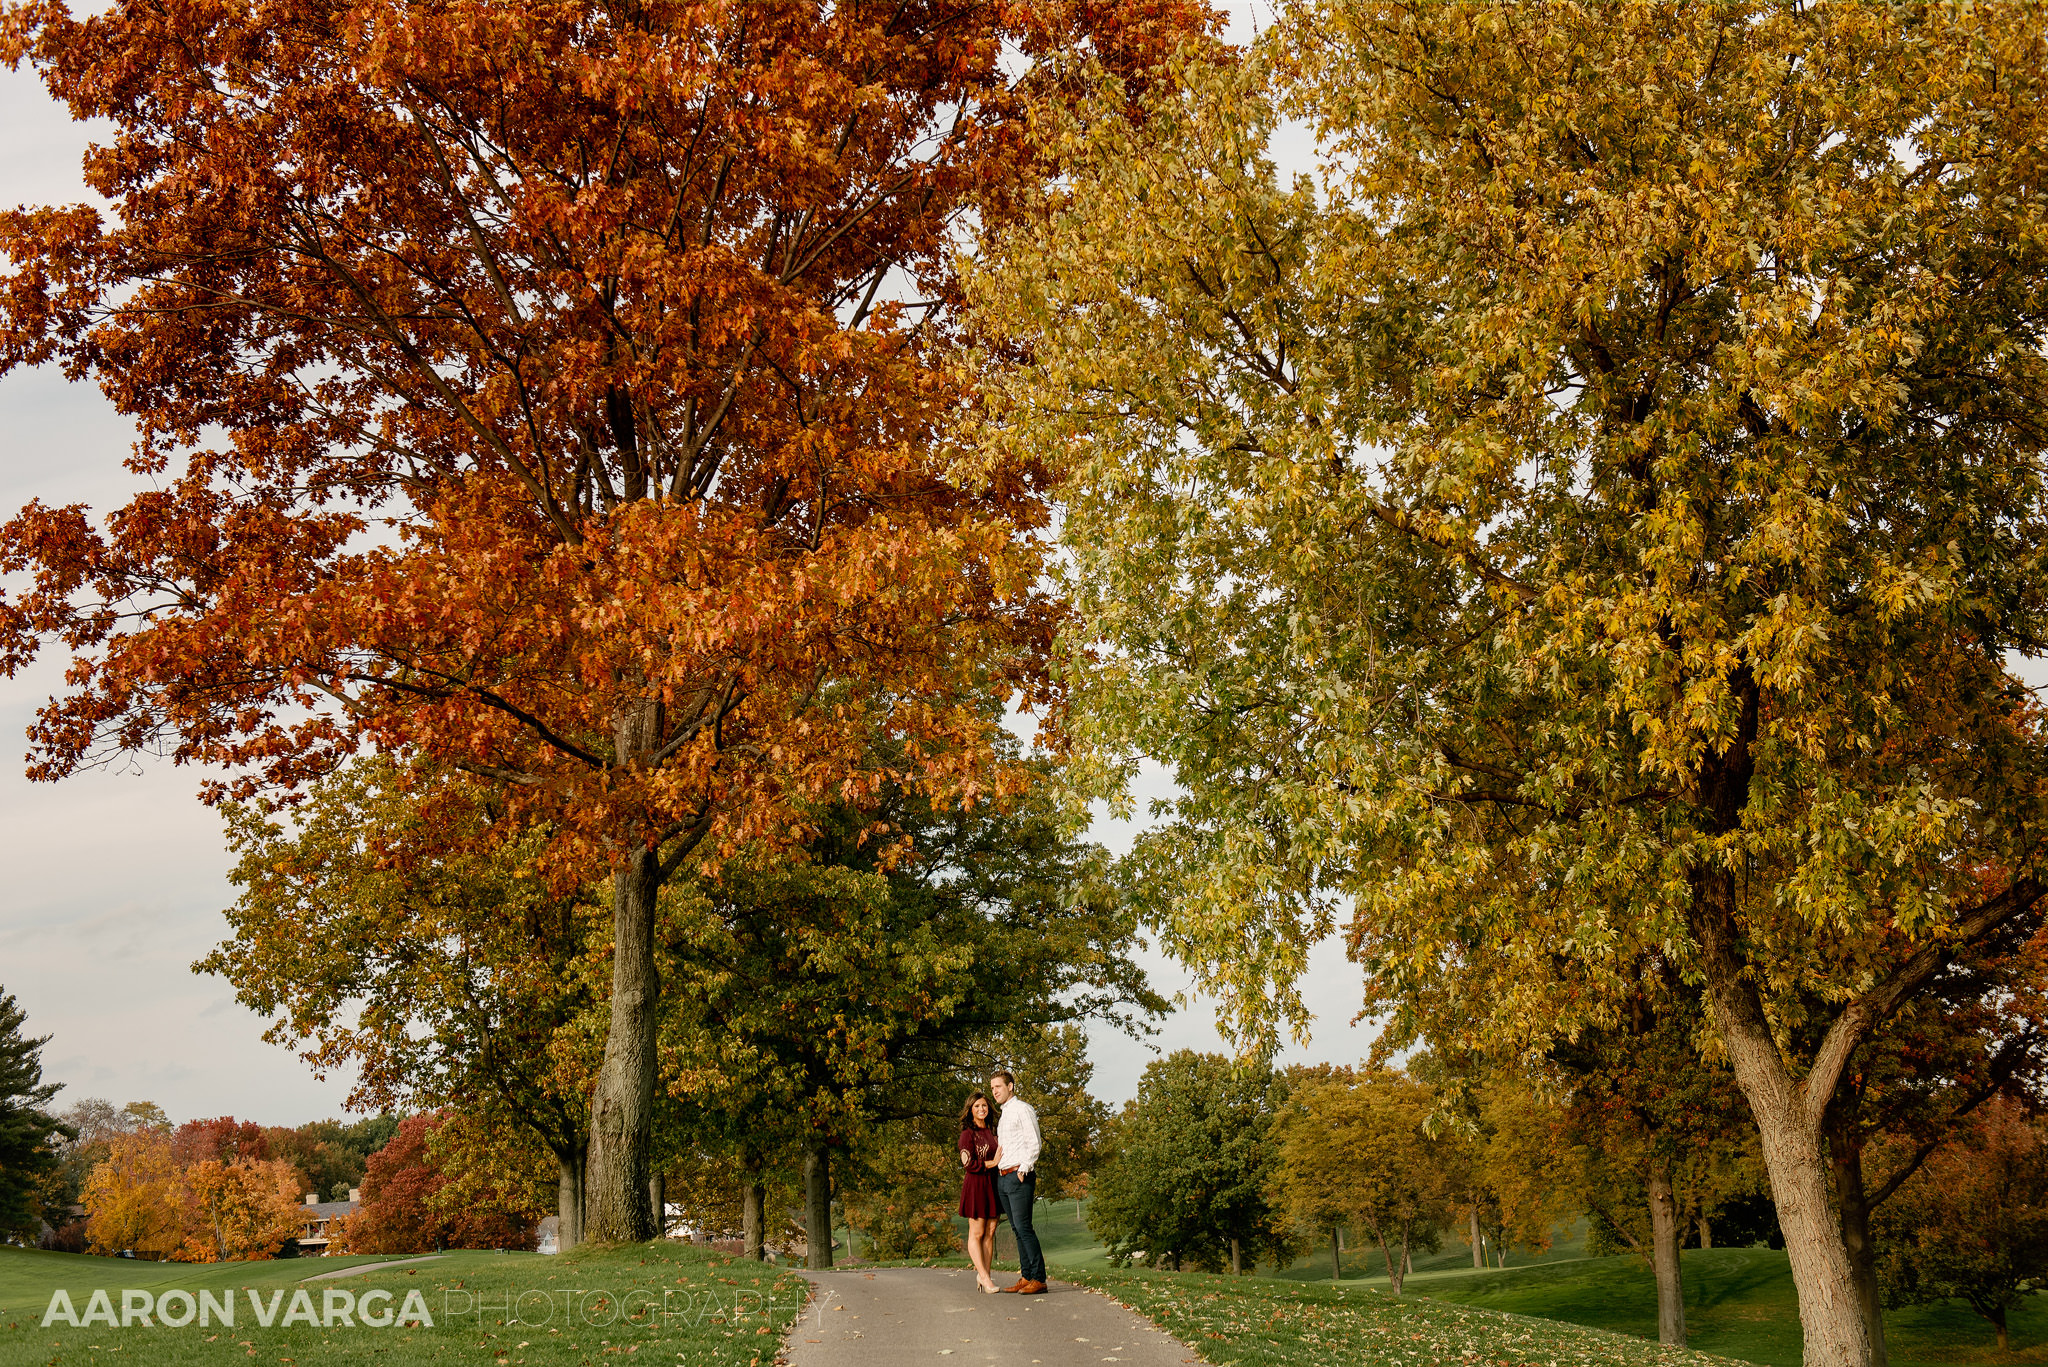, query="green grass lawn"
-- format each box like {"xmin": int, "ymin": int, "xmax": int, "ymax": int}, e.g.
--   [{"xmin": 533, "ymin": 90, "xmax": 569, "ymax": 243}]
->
[
  {"xmin": 1416, "ymin": 1249, "xmax": 2048, "ymax": 1367},
  {"xmin": 0, "ymin": 1240, "xmax": 806, "ymax": 1367},
  {"xmin": 1062, "ymin": 1265, "xmax": 1718, "ymax": 1367},
  {"xmin": 1019, "ymin": 1202, "xmax": 2042, "ymax": 1367}
]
